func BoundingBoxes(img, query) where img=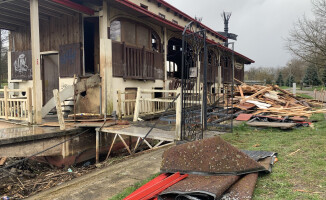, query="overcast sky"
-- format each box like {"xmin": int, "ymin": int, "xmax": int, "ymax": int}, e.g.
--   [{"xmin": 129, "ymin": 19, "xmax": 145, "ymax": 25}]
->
[{"xmin": 165, "ymin": 0, "xmax": 314, "ymax": 68}]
